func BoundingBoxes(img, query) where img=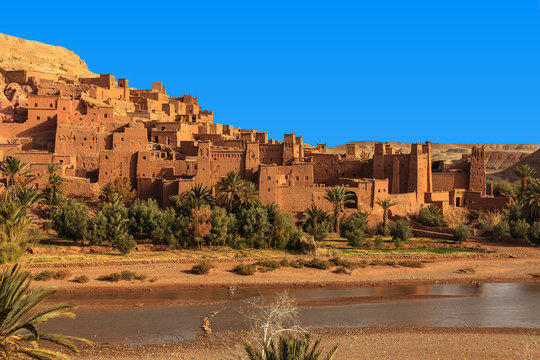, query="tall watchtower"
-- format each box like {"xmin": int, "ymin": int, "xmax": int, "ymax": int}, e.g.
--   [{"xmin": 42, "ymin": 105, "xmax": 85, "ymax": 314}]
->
[{"xmin": 469, "ymin": 146, "xmax": 486, "ymax": 194}]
